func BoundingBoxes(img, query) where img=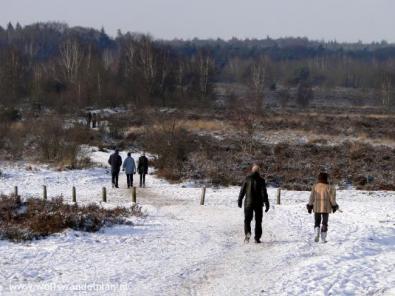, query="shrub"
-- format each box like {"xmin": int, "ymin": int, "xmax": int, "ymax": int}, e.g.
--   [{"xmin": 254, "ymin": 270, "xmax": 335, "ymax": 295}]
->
[
  {"xmin": 0, "ymin": 195, "xmax": 143, "ymax": 241},
  {"xmin": 296, "ymin": 82, "xmax": 314, "ymax": 107},
  {"xmin": 34, "ymin": 117, "xmax": 93, "ymax": 169},
  {"xmin": 0, "ymin": 107, "xmax": 22, "ymax": 121},
  {"xmin": 142, "ymin": 118, "xmax": 198, "ymax": 179}
]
